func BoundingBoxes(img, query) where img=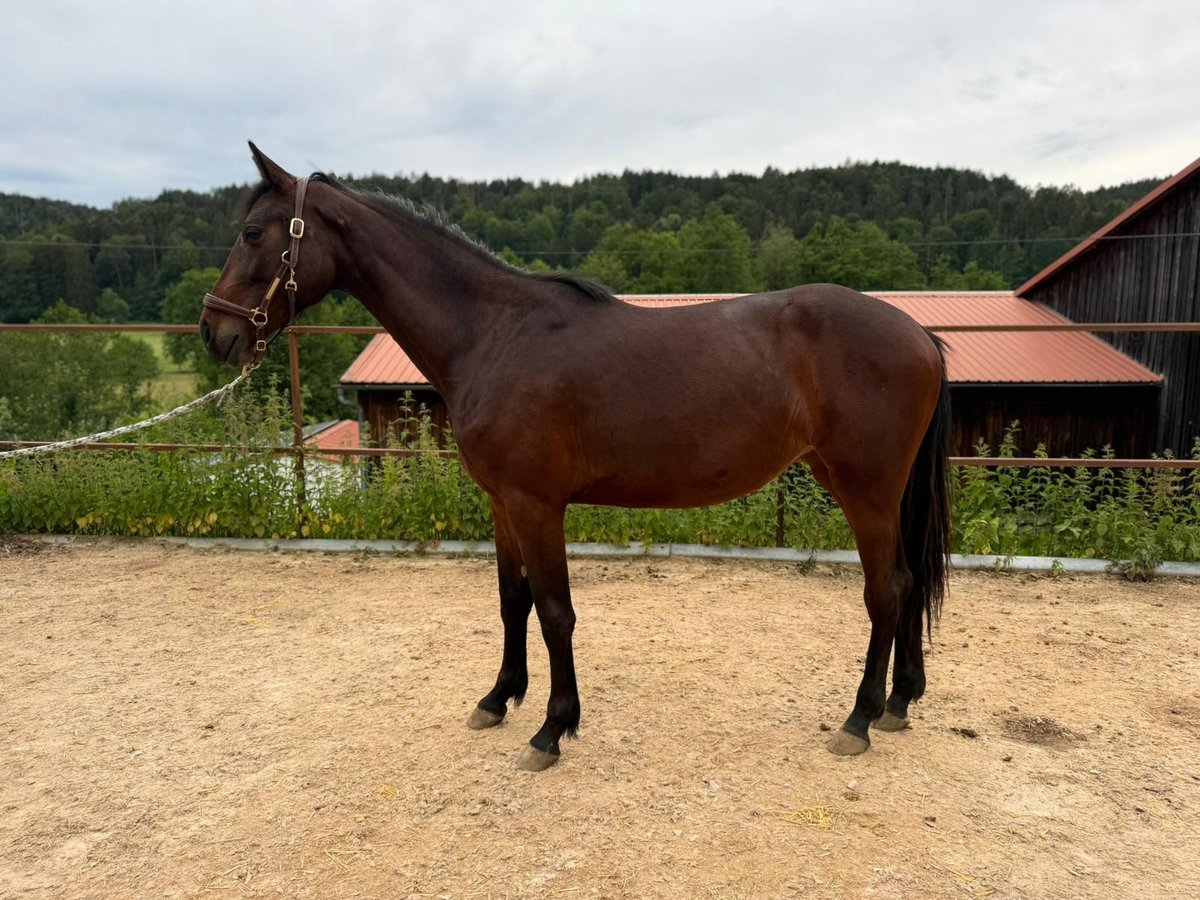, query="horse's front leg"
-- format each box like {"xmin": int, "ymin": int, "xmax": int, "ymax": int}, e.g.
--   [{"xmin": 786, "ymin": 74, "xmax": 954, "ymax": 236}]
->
[
  {"xmin": 501, "ymin": 495, "xmax": 578, "ymax": 771},
  {"xmin": 468, "ymin": 497, "xmax": 533, "ymax": 730}
]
